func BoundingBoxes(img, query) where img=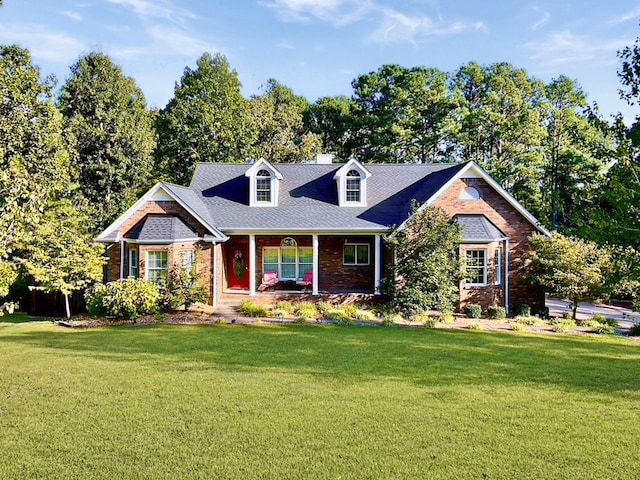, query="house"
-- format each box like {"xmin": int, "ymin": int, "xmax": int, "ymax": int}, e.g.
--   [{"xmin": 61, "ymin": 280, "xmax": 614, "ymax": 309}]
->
[{"xmin": 96, "ymin": 157, "xmax": 550, "ymax": 313}]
